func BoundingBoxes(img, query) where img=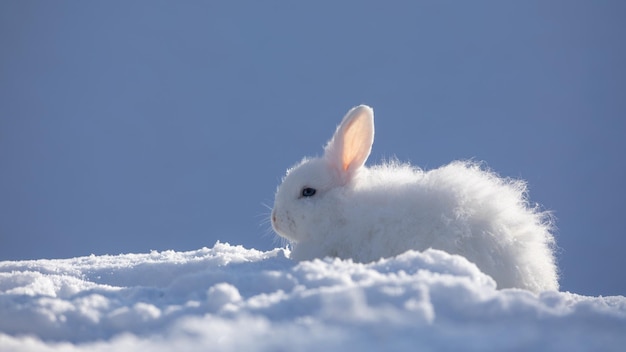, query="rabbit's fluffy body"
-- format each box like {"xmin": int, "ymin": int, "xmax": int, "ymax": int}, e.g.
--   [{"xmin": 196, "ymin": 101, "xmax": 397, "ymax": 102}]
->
[{"xmin": 272, "ymin": 105, "xmax": 558, "ymax": 292}]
